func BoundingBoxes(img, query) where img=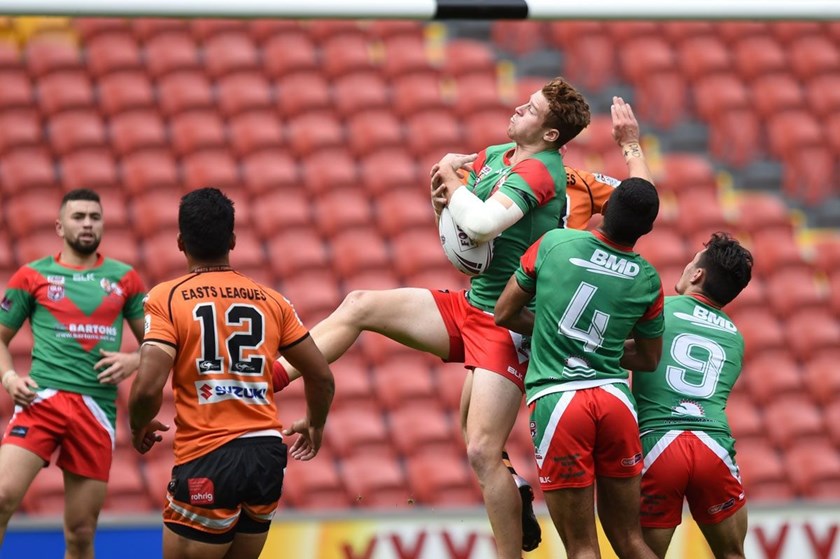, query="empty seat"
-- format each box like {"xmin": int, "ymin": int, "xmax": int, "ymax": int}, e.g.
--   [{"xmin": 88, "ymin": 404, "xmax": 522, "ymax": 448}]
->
[
  {"xmin": 359, "ymin": 148, "xmax": 419, "ymax": 198},
  {"xmin": 806, "ymin": 73, "xmax": 840, "ymax": 118},
  {"xmin": 677, "ymin": 35, "xmax": 731, "ymax": 83},
  {"xmin": 661, "ymin": 21, "xmax": 715, "ymax": 45},
  {"xmin": 25, "ymin": 35, "xmax": 81, "ymax": 78},
  {"xmin": 634, "ymin": 229, "xmax": 687, "ymax": 270},
  {"xmin": 329, "ymin": 228, "xmax": 390, "ymax": 278},
  {"xmin": 287, "ymin": 112, "xmax": 344, "ymax": 157},
  {"xmin": 99, "ymin": 227, "xmax": 140, "ymax": 268},
  {"xmin": 216, "ymin": 72, "xmax": 272, "ymax": 118},
  {"xmin": 121, "ymin": 149, "xmax": 179, "ymax": 196},
  {"xmin": 228, "ymin": 110, "xmax": 283, "ymax": 157},
  {"xmin": 763, "ymin": 394, "xmax": 824, "ymax": 449},
  {"xmin": 726, "ymin": 394, "xmax": 764, "ymax": 441},
  {"xmin": 462, "ymin": 108, "xmax": 516, "ymax": 153},
  {"xmin": 750, "ymin": 228, "xmax": 807, "ymax": 278},
  {"xmin": 784, "ymin": 440, "xmax": 840, "ymax": 498},
  {"xmin": 789, "ymin": 36, "xmax": 840, "ymax": 81},
  {"xmin": 381, "ymin": 35, "xmax": 434, "ymax": 80},
  {"xmin": 732, "ymin": 36, "xmax": 787, "ymax": 82},
  {"xmin": 47, "ymin": 110, "xmax": 105, "ymax": 156},
  {"xmin": 405, "ymin": 110, "xmax": 462, "ymax": 159},
  {"xmin": 326, "ymin": 353, "xmax": 374, "ymax": 410},
  {"xmin": 340, "ymin": 453, "xmax": 412, "ymax": 508},
  {"xmin": 141, "ymin": 230, "xmax": 187, "ymax": 282},
  {"xmin": 366, "ymin": 20, "xmax": 424, "ymax": 42},
  {"xmin": 21, "ymin": 465, "xmax": 66, "ymax": 514},
  {"xmin": 785, "ymin": 309, "xmax": 840, "ymax": 362},
  {"xmin": 782, "ymin": 146, "xmax": 836, "ymax": 205},
  {"xmin": 97, "ymin": 70, "xmax": 155, "ymax": 117},
  {"xmin": 301, "ymin": 149, "xmax": 358, "ymax": 195},
  {"xmin": 825, "ymin": 401, "xmax": 840, "ymax": 448},
  {"xmin": 375, "ymin": 190, "xmax": 434, "ymax": 239},
  {"xmin": 320, "ymin": 34, "xmax": 375, "ymax": 80},
  {"xmin": 4, "ymin": 188, "xmax": 62, "ymax": 239},
  {"xmin": 281, "ymin": 453, "xmax": 351, "ymax": 510},
  {"xmin": 37, "ymin": 71, "xmax": 94, "ymax": 116},
  {"xmin": 131, "ymin": 189, "xmax": 182, "ymax": 239},
  {"xmin": 390, "ymin": 228, "xmax": 450, "ymax": 278},
  {"xmin": 0, "ymin": 70, "xmax": 33, "ymax": 110},
  {"xmin": 60, "ymin": 149, "xmax": 117, "ymax": 191},
  {"xmin": 709, "ymin": 109, "xmax": 761, "ymax": 167},
  {"xmin": 606, "ymin": 21, "xmax": 662, "ymax": 46},
  {"xmin": 729, "ymin": 308, "xmax": 784, "ymax": 362},
  {"xmin": 741, "ymin": 350, "xmax": 803, "ymax": 406},
  {"xmin": 314, "ymin": 189, "xmax": 371, "ymax": 239},
  {"xmin": 241, "ymin": 149, "xmax": 299, "ymax": 196},
  {"xmin": 443, "ymin": 39, "xmax": 496, "ymax": 79},
  {"xmin": 751, "ymin": 74, "xmax": 805, "ymax": 119},
  {"xmin": 169, "ymin": 110, "xmax": 226, "ymax": 157},
  {"xmin": 247, "ymin": 19, "xmax": 302, "ymax": 44},
  {"xmin": 326, "ymin": 407, "xmax": 391, "ymax": 459},
  {"xmin": 692, "ymin": 73, "xmax": 749, "ymax": 122},
  {"xmin": 547, "ymin": 21, "xmax": 605, "ymax": 50},
  {"xmin": 770, "ymin": 21, "xmax": 824, "ymax": 45},
  {"xmin": 491, "ymin": 20, "xmax": 547, "ymax": 56},
  {"xmin": 190, "ymin": 18, "xmax": 246, "ymax": 42},
  {"xmin": 202, "ymin": 32, "xmax": 259, "ymax": 80},
  {"xmin": 1, "ymin": 147, "xmax": 56, "ymax": 195},
  {"xmin": 181, "ymin": 149, "xmax": 239, "ymax": 193},
  {"xmin": 391, "ymin": 73, "xmax": 447, "ymax": 118},
  {"xmin": 734, "ymin": 438, "xmax": 794, "ymax": 500},
  {"xmin": 262, "ymin": 34, "xmax": 318, "ymax": 79},
  {"xmin": 732, "ymin": 193, "xmax": 791, "ymax": 236},
  {"xmin": 143, "ymin": 32, "xmax": 200, "ymax": 79},
  {"xmin": 307, "ymin": 19, "xmax": 365, "ymax": 44},
  {"xmin": 389, "ymin": 404, "xmax": 456, "ymax": 459},
  {"xmin": 340, "ymin": 269, "xmax": 402, "ymax": 296},
  {"xmin": 562, "ymin": 34, "xmax": 616, "ymax": 92},
  {"xmin": 346, "ymin": 110, "xmax": 403, "ymax": 158},
  {"xmin": 73, "ymin": 17, "xmax": 131, "ymax": 41},
  {"xmin": 265, "ymin": 229, "xmax": 328, "ymax": 279},
  {"xmin": 764, "ymin": 268, "xmax": 825, "ymax": 318},
  {"xmin": 84, "ymin": 32, "xmax": 142, "ymax": 78},
  {"xmin": 723, "ymin": 276, "xmax": 766, "ymax": 317},
  {"xmin": 332, "ymin": 72, "xmax": 390, "ymax": 119},
  {"xmin": 406, "ymin": 448, "xmax": 479, "ymax": 506},
  {"xmin": 621, "ymin": 37, "xmax": 676, "ymax": 85},
  {"xmin": 802, "ymin": 350, "xmax": 840, "ymax": 407},
  {"xmin": 132, "ymin": 18, "xmax": 189, "ymax": 42},
  {"xmin": 452, "ymin": 73, "xmax": 507, "ymax": 117},
  {"xmin": 157, "ymin": 71, "xmax": 214, "ymax": 117},
  {"xmin": 277, "ymin": 270, "xmax": 341, "ymax": 331},
  {"xmin": 109, "ymin": 109, "xmax": 167, "ymax": 156},
  {"xmin": 373, "ymin": 355, "xmax": 438, "ymax": 412},
  {"xmin": 103, "ymin": 454, "xmax": 153, "ymax": 513},
  {"xmin": 659, "ymin": 153, "xmax": 716, "ymax": 195},
  {"xmin": 635, "ymin": 71, "xmax": 688, "ymax": 130},
  {"xmin": 0, "ymin": 110, "xmax": 41, "ymax": 154},
  {"xmin": 275, "ymin": 72, "xmax": 331, "ymax": 117},
  {"xmin": 675, "ymin": 191, "xmax": 729, "ymax": 239}
]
